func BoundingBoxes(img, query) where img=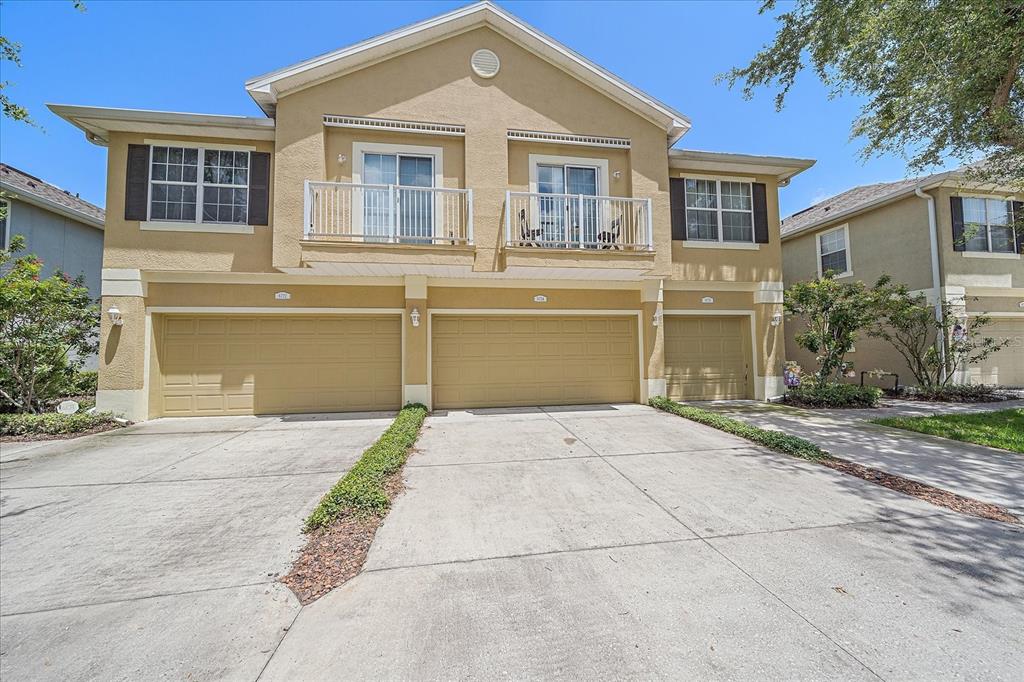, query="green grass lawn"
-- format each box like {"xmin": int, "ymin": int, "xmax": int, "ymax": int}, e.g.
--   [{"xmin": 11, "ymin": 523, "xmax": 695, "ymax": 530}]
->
[{"xmin": 873, "ymin": 409, "xmax": 1024, "ymax": 453}]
